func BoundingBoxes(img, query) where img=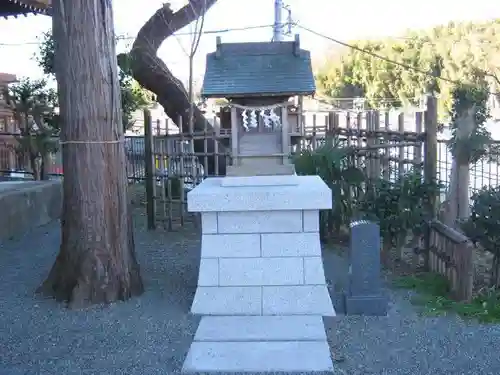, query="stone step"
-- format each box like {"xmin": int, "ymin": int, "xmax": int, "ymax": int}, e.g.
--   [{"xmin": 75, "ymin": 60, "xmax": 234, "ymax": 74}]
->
[
  {"xmin": 182, "ymin": 340, "xmax": 334, "ymax": 373},
  {"xmin": 191, "ymin": 285, "xmax": 336, "ymax": 316},
  {"xmin": 194, "ymin": 315, "xmax": 327, "ymax": 342}
]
